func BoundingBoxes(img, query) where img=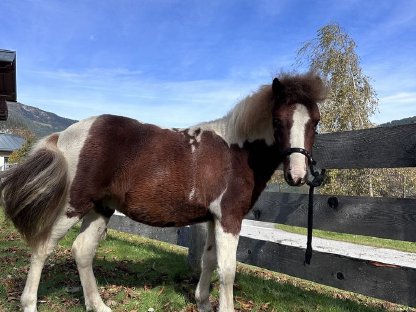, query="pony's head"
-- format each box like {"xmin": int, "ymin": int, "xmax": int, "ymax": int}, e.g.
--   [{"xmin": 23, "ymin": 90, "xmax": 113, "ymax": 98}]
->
[{"xmin": 272, "ymin": 73, "xmax": 326, "ymax": 186}]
